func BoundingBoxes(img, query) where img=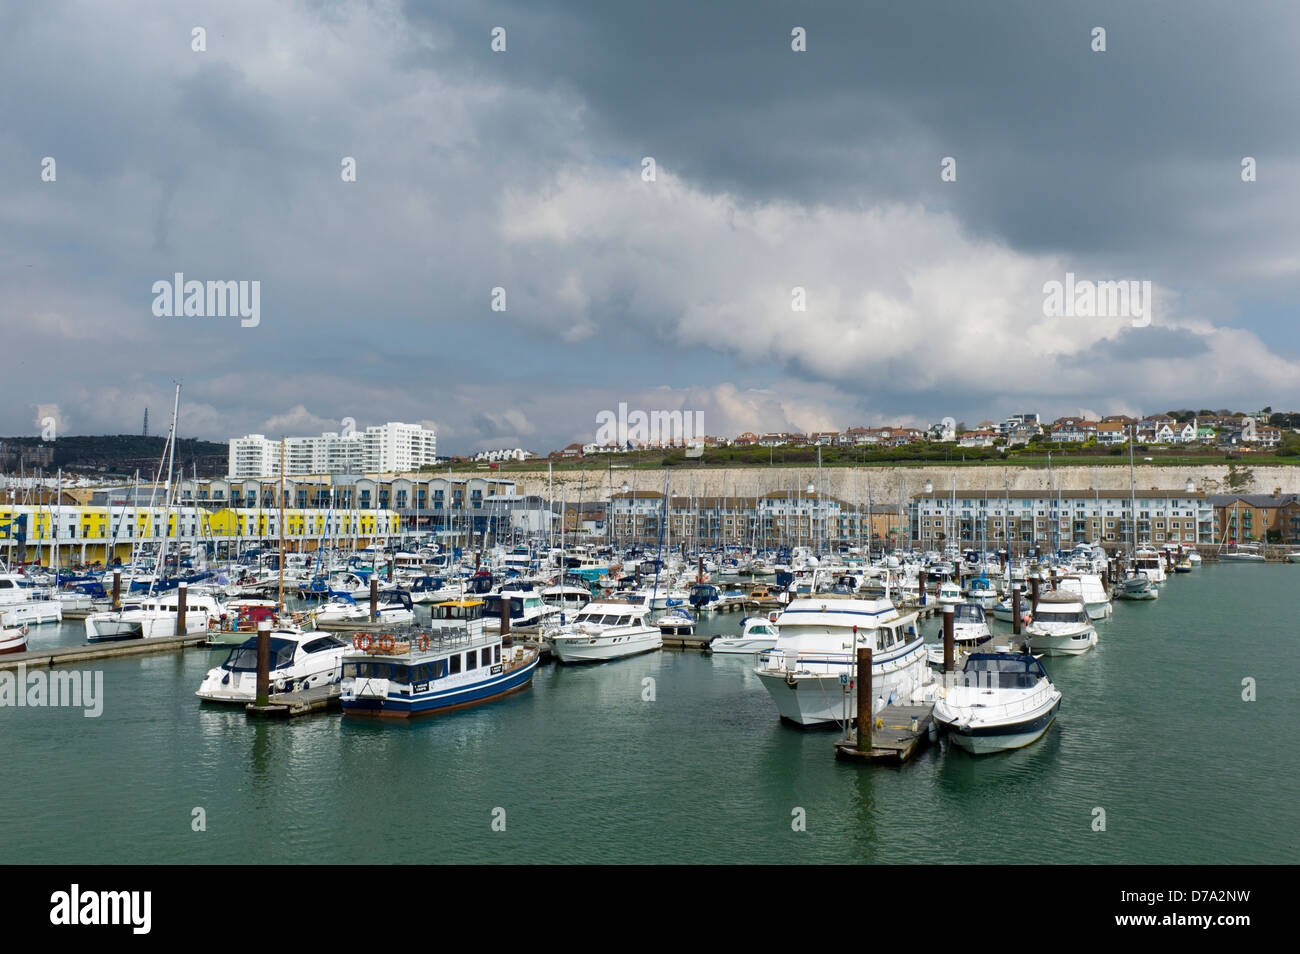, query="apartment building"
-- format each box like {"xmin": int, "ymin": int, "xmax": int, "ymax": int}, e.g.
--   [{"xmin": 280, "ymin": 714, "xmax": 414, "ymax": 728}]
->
[
  {"xmin": 227, "ymin": 422, "xmax": 437, "ymax": 478},
  {"xmin": 910, "ymin": 487, "xmax": 1213, "ymax": 551}
]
